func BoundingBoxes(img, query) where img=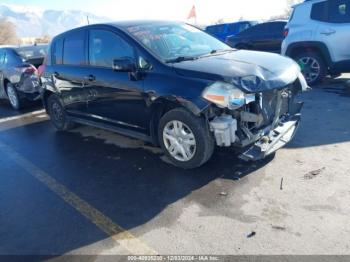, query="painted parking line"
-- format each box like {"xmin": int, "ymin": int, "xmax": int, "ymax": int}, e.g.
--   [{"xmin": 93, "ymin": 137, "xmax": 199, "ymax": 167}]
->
[
  {"xmin": 0, "ymin": 110, "xmax": 49, "ymax": 131},
  {"xmin": 0, "ymin": 141, "xmax": 156, "ymax": 255}
]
